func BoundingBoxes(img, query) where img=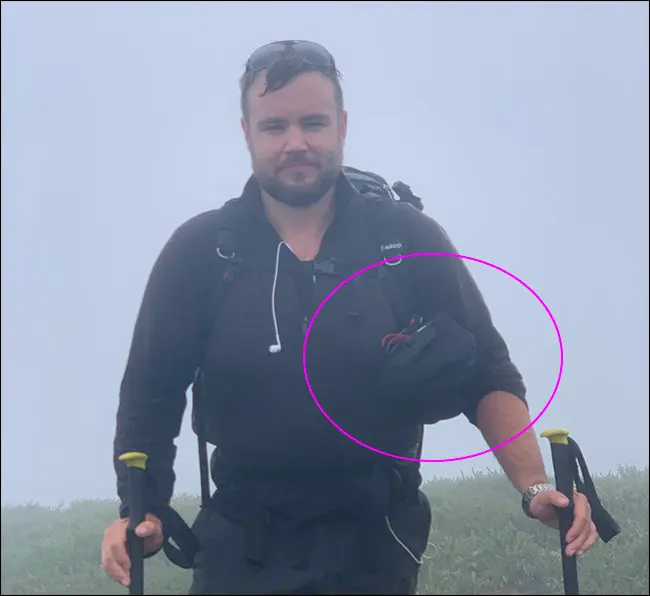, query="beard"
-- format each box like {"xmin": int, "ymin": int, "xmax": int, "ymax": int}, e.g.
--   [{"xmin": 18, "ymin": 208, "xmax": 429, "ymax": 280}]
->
[{"xmin": 253, "ymin": 149, "xmax": 343, "ymax": 208}]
